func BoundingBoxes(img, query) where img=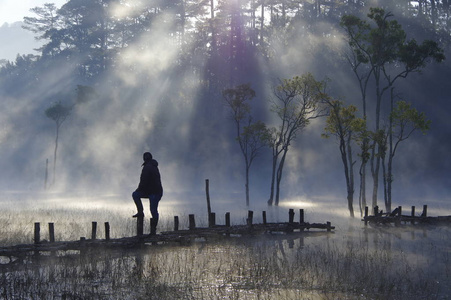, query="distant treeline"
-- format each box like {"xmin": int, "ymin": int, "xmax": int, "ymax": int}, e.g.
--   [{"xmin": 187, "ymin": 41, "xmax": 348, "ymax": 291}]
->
[{"xmin": 0, "ymin": 0, "xmax": 449, "ymax": 87}]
